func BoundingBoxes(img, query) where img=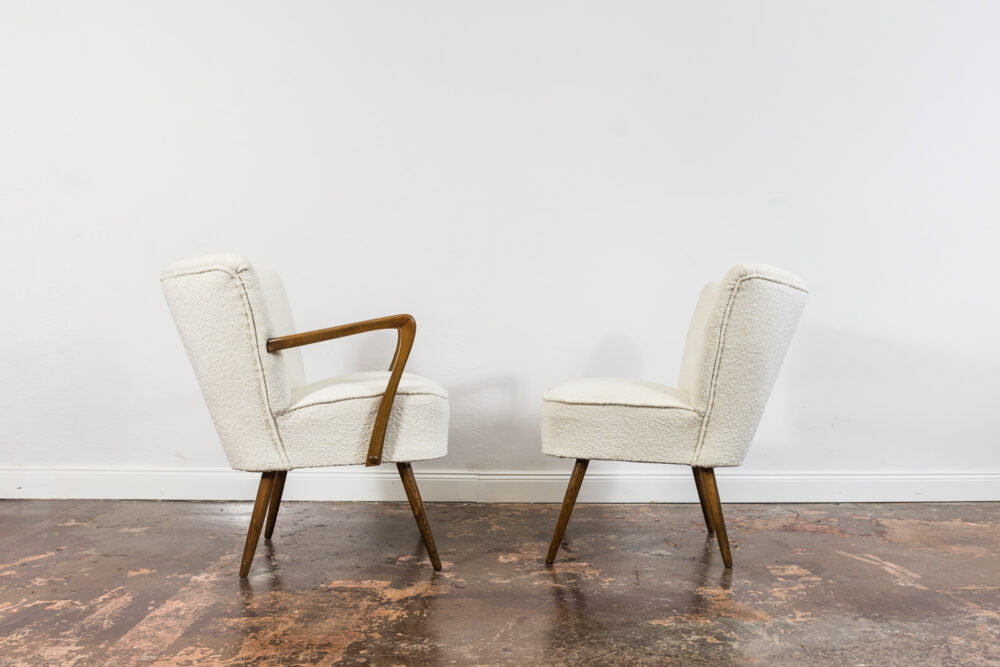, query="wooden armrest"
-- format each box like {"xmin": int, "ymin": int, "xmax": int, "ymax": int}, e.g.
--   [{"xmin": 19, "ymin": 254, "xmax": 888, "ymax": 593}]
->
[
  {"xmin": 266, "ymin": 314, "xmax": 413, "ymax": 353},
  {"xmin": 266, "ymin": 314, "xmax": 417, "ymax": 467}
]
